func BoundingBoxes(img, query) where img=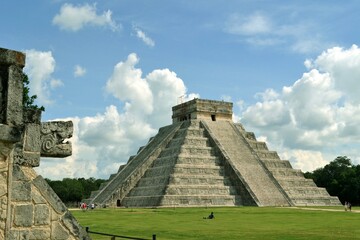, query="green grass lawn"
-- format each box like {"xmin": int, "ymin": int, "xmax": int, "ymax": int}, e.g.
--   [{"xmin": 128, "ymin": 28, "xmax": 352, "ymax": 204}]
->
[{"xmin": 71, "ymin": 207, "xmax": 360, "ymax": 240}]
